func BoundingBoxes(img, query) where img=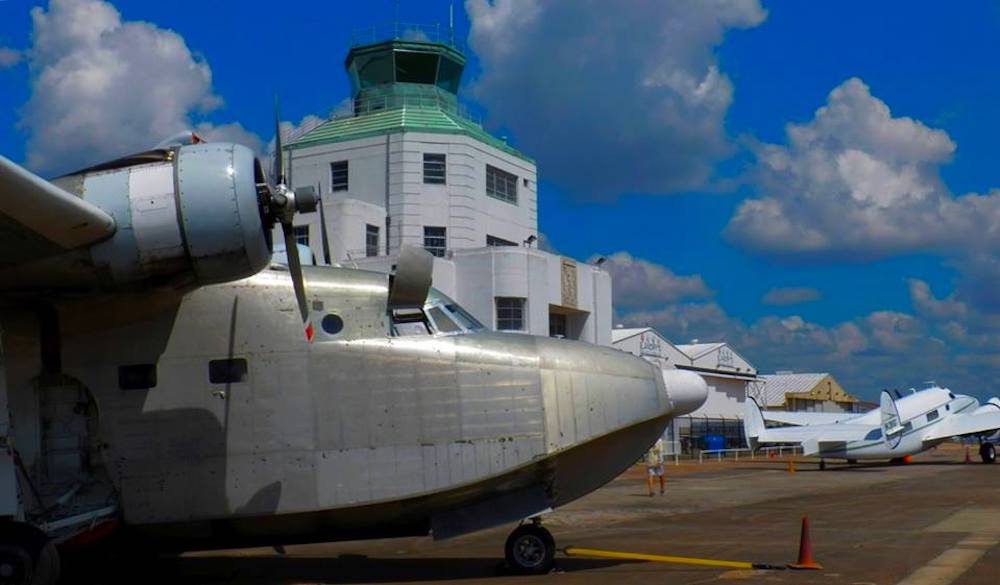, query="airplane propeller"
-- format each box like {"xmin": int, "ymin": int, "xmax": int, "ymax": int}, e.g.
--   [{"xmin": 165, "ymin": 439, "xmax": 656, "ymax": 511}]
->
[{"xmin": 260, "ymin": 97, "xmax": 318, "ymax": 340}]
